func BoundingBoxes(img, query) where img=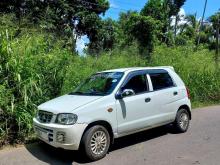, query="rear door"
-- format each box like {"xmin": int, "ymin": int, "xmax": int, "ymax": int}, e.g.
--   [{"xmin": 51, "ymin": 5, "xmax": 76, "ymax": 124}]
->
[{"xmin": 147, "ymin": 70, "xmax": 179, "ymax": 123}]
